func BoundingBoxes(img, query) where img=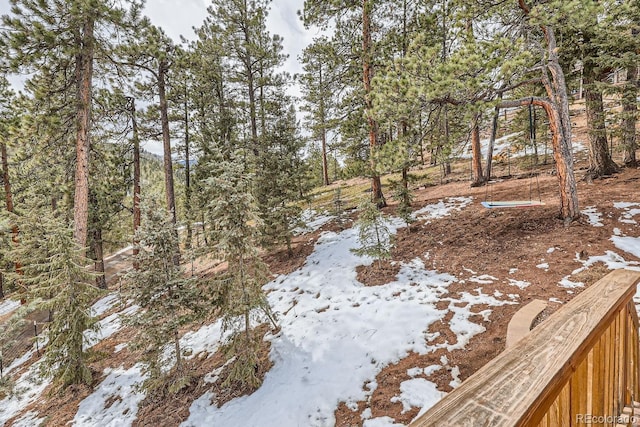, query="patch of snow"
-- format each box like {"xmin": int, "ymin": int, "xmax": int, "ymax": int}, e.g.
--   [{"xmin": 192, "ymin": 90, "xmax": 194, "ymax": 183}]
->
[
  {"xmin": 181, "ymin": 212, "xmax": 512, "ymax": 427},
  {"xmin": 84, "ymin": 304, "xmax": 139, "ymax": 349},
  {"xmin": 361, "ymin": 408, "xmax": 372, "ymax": 420},
  {"xmin": 508, "ymin": 279, "xmax": 530, "ymax": 289},
  {"xmin": 615, "ymin": 202, "xmax": 640, "ymax": 224},
  {"xmin": 581, "ymin": 206, "xmax": 604, "ymax": 227},
  {"xmin": 559, "ymin": 277, "xmax": 584, "ymax": 289},
  {"xmin": 536, "ymin": 263, "xmax": 549, "ymax": 271},
  {"xmin": 0, "ymin": 362, "xmax": 49, "ymax": 425},
  {"xmin": 12, "ymin": 411, "xmax": 45, "ymax": 427},
  {"xmin": 614, "ymin": 228, "xmax": 623, "ymax": 236},
  {"xmin": 294, "ymin": 209, "xmax": 335, "ymax": 235},
  {"xmin": 407, "ymin": 367, "xmax": 423, "ymax": 378},
  {"xmin": 412, "ymin": 197, "xmax": 473, "ymax": 222},
  {"xmin": 611, "ymin": 237, "xmax": 640, "ymax": 261},
  {"xmin": 390, "ymin": 378, "xmax": 445, "ymax": 414},
  {"xmin": 468, "ymin": 274, "xmax": 497, "ymax": 284},
  {"xmin": 508, "ymin": 268, "xmax": 518, "ymax": 274},
  {"xmin": 549, "ymin": 298, "xmax": 563, "ymax": 304},
  {"xmin": 73, "ymin": 364, "xmax": 147, "ymax": 427},
  {"xmin": 423, "ymin": 365, "xmax": 442, "ymax": 376},
  {"xmin": 91, "ymin": 293, "xmax": 120, "ymax": 317},
  {"xmin": 114, "ymin": 343, "xmax": 128, "ymax": 353},
  {"xmin": 363, "ymin": 417, "xmax": 404, "ymax": 427},
  {"xmin": 0, "ymin": 299, "xmax": 20, "ymax": 317},
  {"xmin": 547, "ymin": 247, "xmax": 556, "ymax": 254},
  {"xmin": 449, "ymin": 366, "xmax": 461, "ymax": 388}
]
